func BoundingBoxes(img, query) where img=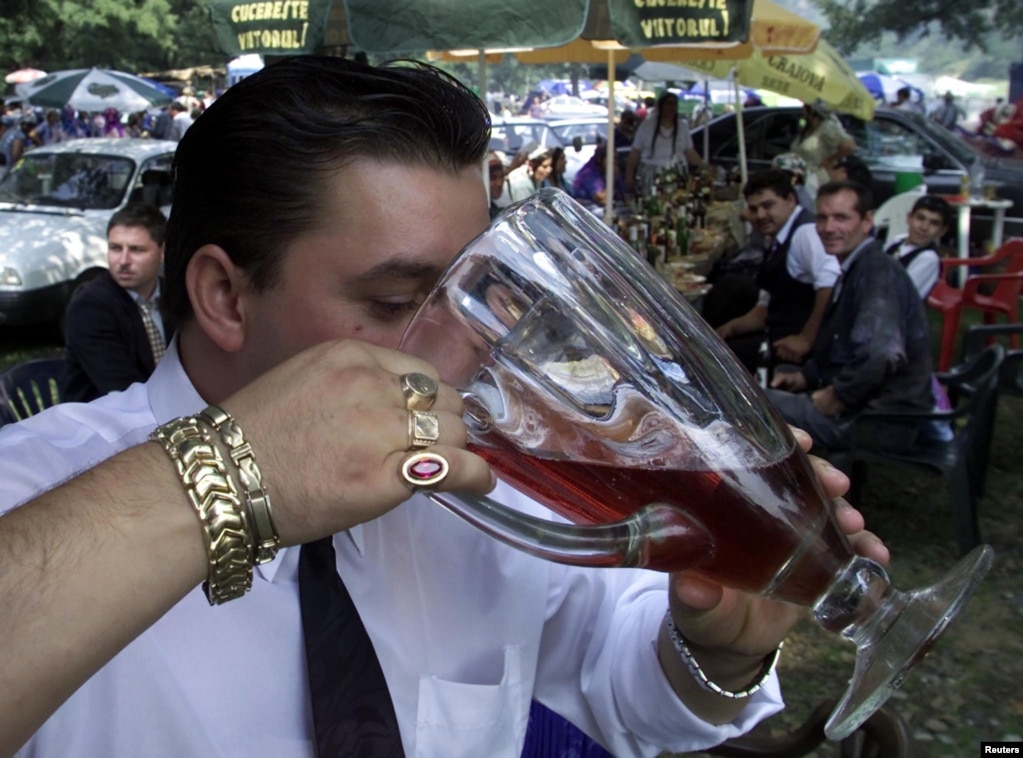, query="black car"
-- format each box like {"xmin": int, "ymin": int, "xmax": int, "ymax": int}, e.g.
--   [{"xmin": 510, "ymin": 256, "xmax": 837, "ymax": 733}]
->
[{"xmin": 692, "ymin": 106, "xmax": 1023, "ymax": 235}]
